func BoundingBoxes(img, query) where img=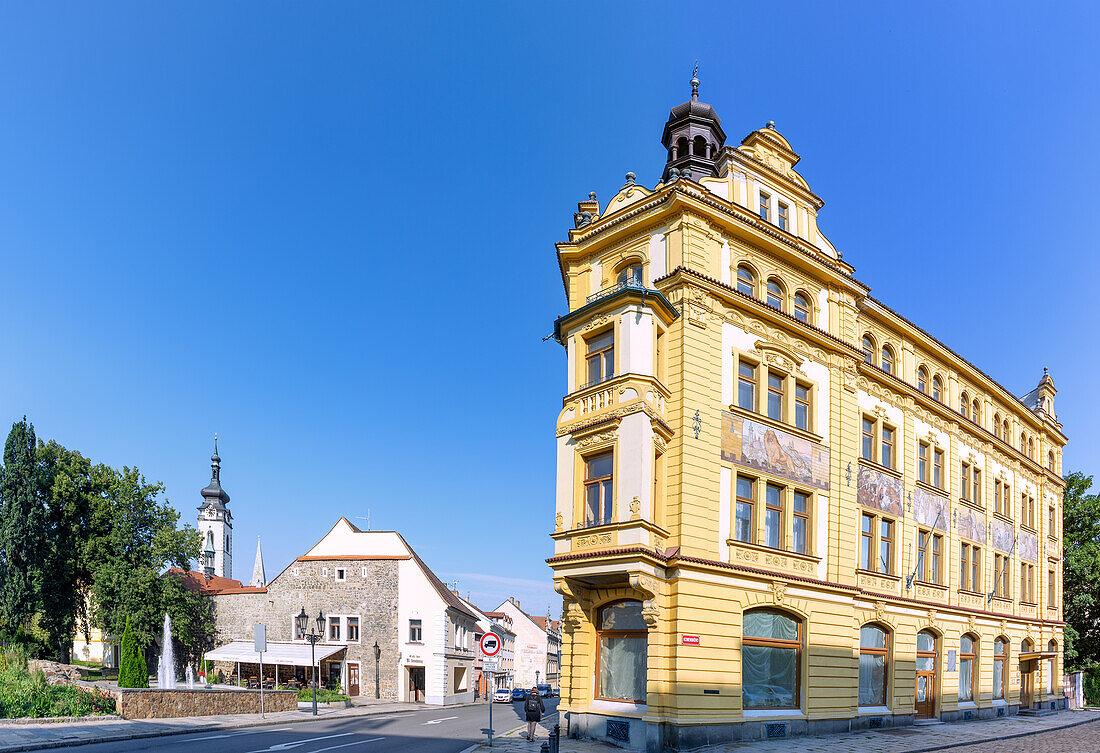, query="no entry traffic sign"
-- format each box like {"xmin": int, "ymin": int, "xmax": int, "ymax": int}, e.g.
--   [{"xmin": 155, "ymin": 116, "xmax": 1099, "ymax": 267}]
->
[{"xmin": 480, "ymin": 632, "xmax": 502, "ymax": 657}]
